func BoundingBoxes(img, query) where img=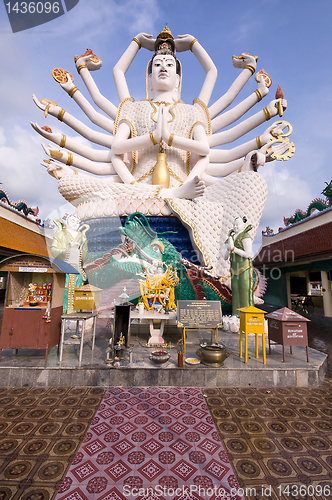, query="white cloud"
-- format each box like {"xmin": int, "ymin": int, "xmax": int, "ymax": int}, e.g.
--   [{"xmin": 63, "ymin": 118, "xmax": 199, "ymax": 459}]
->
[{"xmin": 0, "ymin": 125, "xmax": 65, "ymax": 217}]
